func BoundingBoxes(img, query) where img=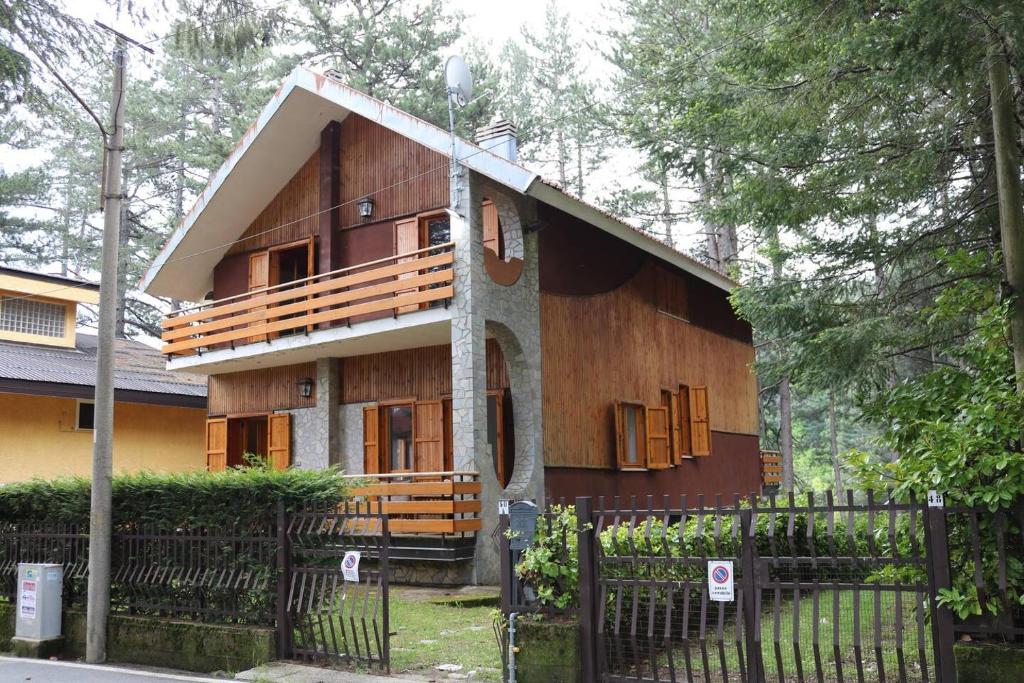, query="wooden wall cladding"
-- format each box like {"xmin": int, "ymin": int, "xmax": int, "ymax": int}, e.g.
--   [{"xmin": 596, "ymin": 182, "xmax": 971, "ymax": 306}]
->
[
  {"xmin": 338, "ymin": 114, "xmax": 448, "ymax": 229},
  {"xmin": 227, "ymin": 153, "xmax": 320, "ymax": 255},
  {"xmin": 341, "ymin": 339, "xmax": 508, "ymax": 404},
  {"xmin": 207, "ymin": 362, "xmax": 317, "ymax": 415},
  {"xmin": 541, "ymin": 259, "xmax": 759, "ymax": 469}
]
